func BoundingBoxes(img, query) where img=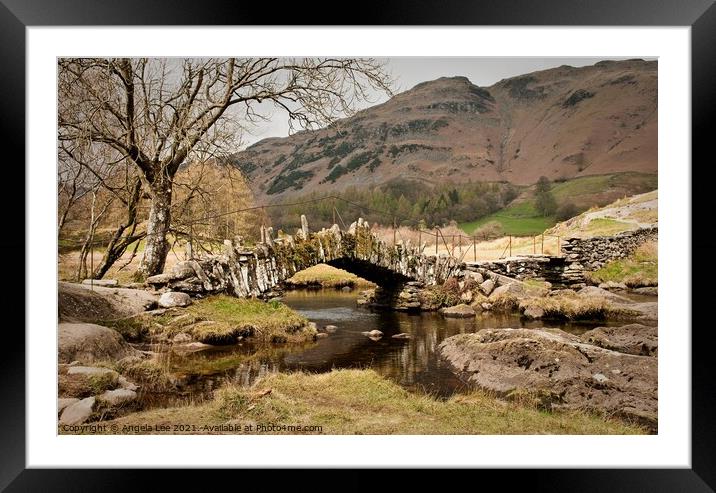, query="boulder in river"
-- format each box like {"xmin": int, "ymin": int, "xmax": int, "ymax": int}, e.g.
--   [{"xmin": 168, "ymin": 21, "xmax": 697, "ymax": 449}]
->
[
  {"xmin": 362, "ymin": 330, "xmax": 383, "ymax": 338},
  {"xmin": 440, "ymin": 304, "xmax": 476, "ymax": 318},
  {"xmin": 438, "ymin": 327, "xmax": 658, "ymax": 431},
  {"xmin": 323, "ymin": 325, "xmax": 338, "ymax": 333},
  {"xmin": 391, "ymin": 333, "xmax": 411, "ymax": 339}
]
